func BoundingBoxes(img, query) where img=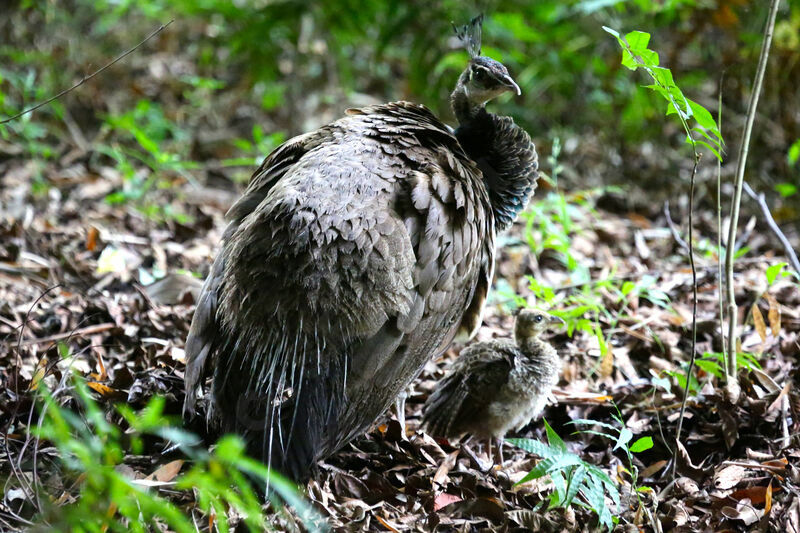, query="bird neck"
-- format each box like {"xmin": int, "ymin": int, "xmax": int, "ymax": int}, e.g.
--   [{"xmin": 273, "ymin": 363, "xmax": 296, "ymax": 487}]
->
[
  {"xmin": 451, "ymin": 86, "xmax": 538, "ymax": 233},
  {"xmin": 450, "ymin": 80, "xmax": 484, "ymax": 123},
  {"xmin": 516, "ymin": 334, "xmax": 543, "ymax": 352}
]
